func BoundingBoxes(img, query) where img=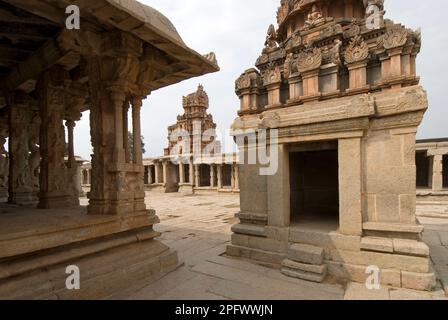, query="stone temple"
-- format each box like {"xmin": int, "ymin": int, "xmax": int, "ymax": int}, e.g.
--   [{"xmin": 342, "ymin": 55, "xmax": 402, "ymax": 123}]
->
[
  {"xmin": 0, "ymin": 0, "xmax": 447, "ymax": 300},
  {"xmin": 227, "ymin": 0, "xmax": 436, "ymax": 291},
  {"xmin": 0, "ymin": 0, "xmax": 218, "ymax": 299}
]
